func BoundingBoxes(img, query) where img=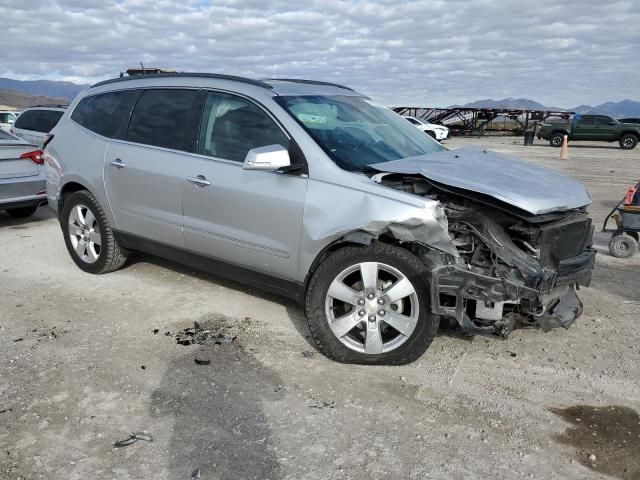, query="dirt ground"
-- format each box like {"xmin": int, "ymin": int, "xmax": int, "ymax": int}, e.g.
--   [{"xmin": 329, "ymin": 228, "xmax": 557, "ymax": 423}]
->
[{"xmin": 1, "ymin": 136, "xmax": 639, "ymax": 480}]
